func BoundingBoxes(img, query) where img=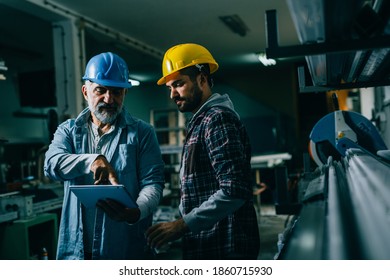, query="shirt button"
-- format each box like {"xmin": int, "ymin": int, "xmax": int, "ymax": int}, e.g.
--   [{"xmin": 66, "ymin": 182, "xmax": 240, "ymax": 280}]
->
[{"xmin": 97, "ymin": 146, "xmax": 101, "ymax": 150}]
